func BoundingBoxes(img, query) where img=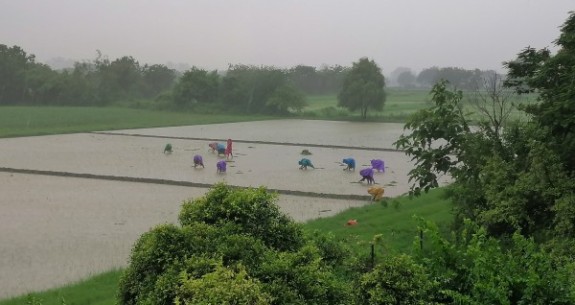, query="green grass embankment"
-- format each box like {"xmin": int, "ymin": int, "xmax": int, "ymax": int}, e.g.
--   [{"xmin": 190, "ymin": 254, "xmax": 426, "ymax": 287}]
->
[{"xmin": 304, "ymin": 188, "xmax": 452, "ymax": 255}]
